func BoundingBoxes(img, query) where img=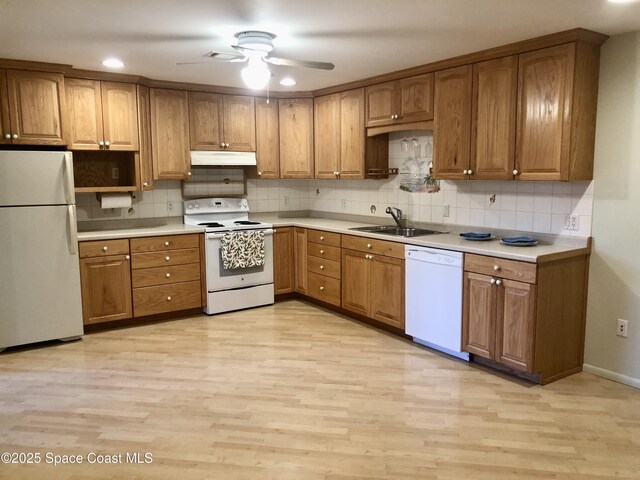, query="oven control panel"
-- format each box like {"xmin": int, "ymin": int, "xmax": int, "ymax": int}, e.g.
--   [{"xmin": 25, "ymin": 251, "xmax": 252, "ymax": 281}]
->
[{"xmin": 184, "ymin": 198, "xmax": 249, "ymax": 213}]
